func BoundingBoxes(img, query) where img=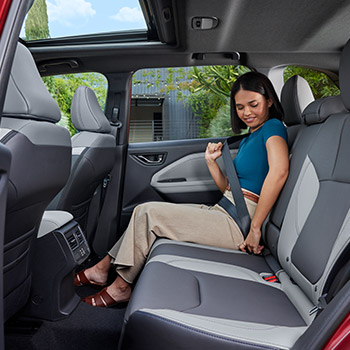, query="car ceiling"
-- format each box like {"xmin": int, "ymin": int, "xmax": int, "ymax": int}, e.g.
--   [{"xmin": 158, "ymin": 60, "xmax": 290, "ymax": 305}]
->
[{"xmin": 27, "ymin": 0, "xmax": 350, "ymax": 76}]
